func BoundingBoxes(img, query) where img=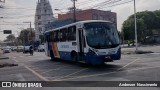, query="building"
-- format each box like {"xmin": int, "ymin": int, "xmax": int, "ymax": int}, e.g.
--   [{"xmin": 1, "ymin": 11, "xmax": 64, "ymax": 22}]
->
[
  {"xmin": 34, "ymin": 0, "xmax": 55, "ymax": 42},
  {"xmin": 0, "ymin": 0, "xmax": 5, "ymax": 8},
  {"xmin": 58, "ymin": 9, "xmax": 117, "ymax": 28}
]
